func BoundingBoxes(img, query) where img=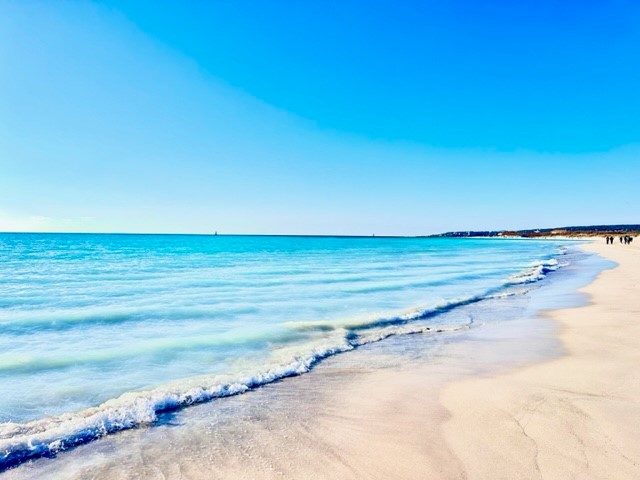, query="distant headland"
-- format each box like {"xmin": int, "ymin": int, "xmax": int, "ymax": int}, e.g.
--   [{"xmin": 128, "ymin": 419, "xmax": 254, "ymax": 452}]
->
[{"xmin": 430, "ymin": 224, "xmax": 640, "ymax": 238}]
